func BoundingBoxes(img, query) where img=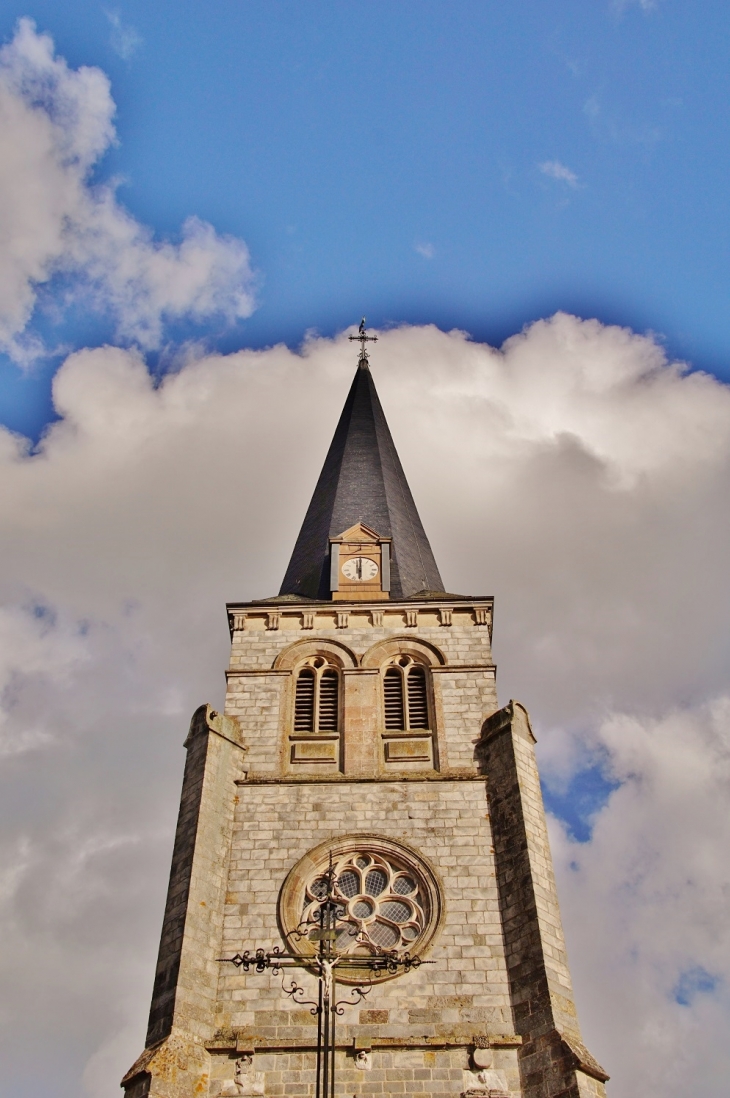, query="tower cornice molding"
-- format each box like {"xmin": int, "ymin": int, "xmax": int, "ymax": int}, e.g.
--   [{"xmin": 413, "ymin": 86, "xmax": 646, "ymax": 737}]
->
[{"xmin": 226, "ymin": 596, "xmax": 494, "ymax": 638}]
